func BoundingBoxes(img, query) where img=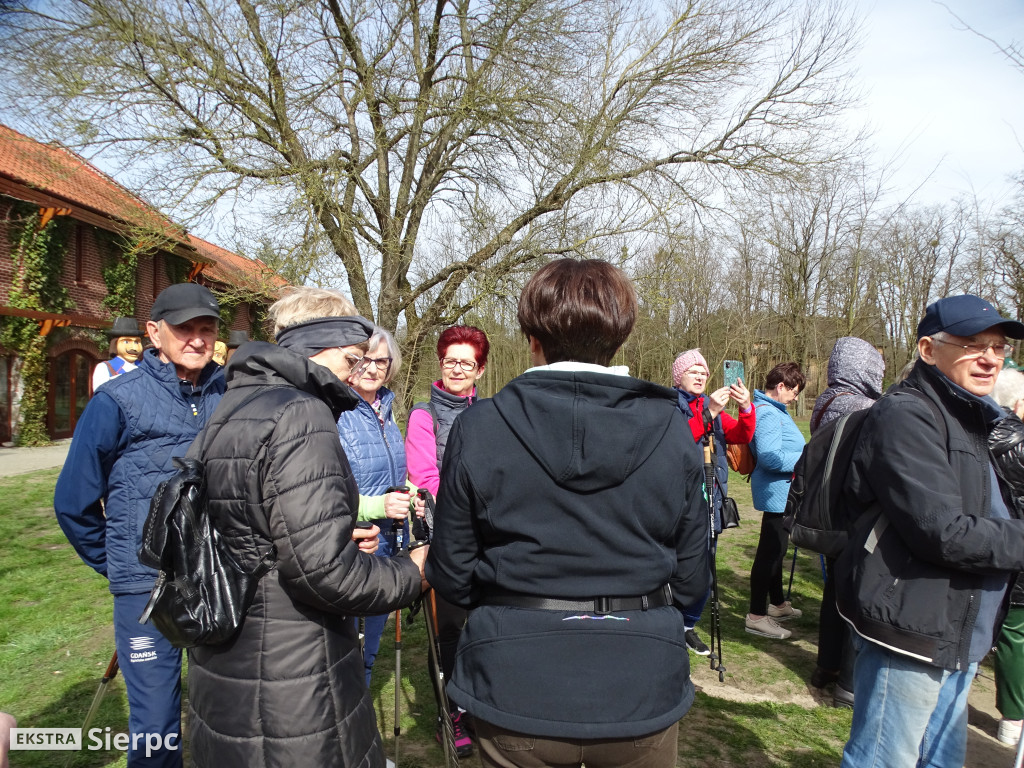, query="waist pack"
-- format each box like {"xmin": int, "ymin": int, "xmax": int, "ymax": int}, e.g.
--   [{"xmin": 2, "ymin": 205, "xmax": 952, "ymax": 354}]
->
[{"xmin": 138, "ymin": 391, "xmax": 275, "ymax": 648}]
